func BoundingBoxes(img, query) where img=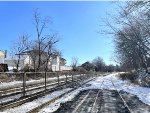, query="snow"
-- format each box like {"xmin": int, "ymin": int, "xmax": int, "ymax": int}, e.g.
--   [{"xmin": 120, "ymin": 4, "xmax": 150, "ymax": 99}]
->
[
  {"xmin": 39, "ymin": 72, "xmax": 150, "ymax": 113},
  {"xmin": 1, "ymin": 73, "xmax": 150, "ymax": 113},
  {"xmin": 84, "ymin": 73, "xmax": 150, "ymax": 105},
  {"xmin": 39, "ymin": 87, "xmax": 83, "ymax": 113},
  {"xmin": 0, "ymin": 88, "xmax": 72, "ymax": 113}
]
